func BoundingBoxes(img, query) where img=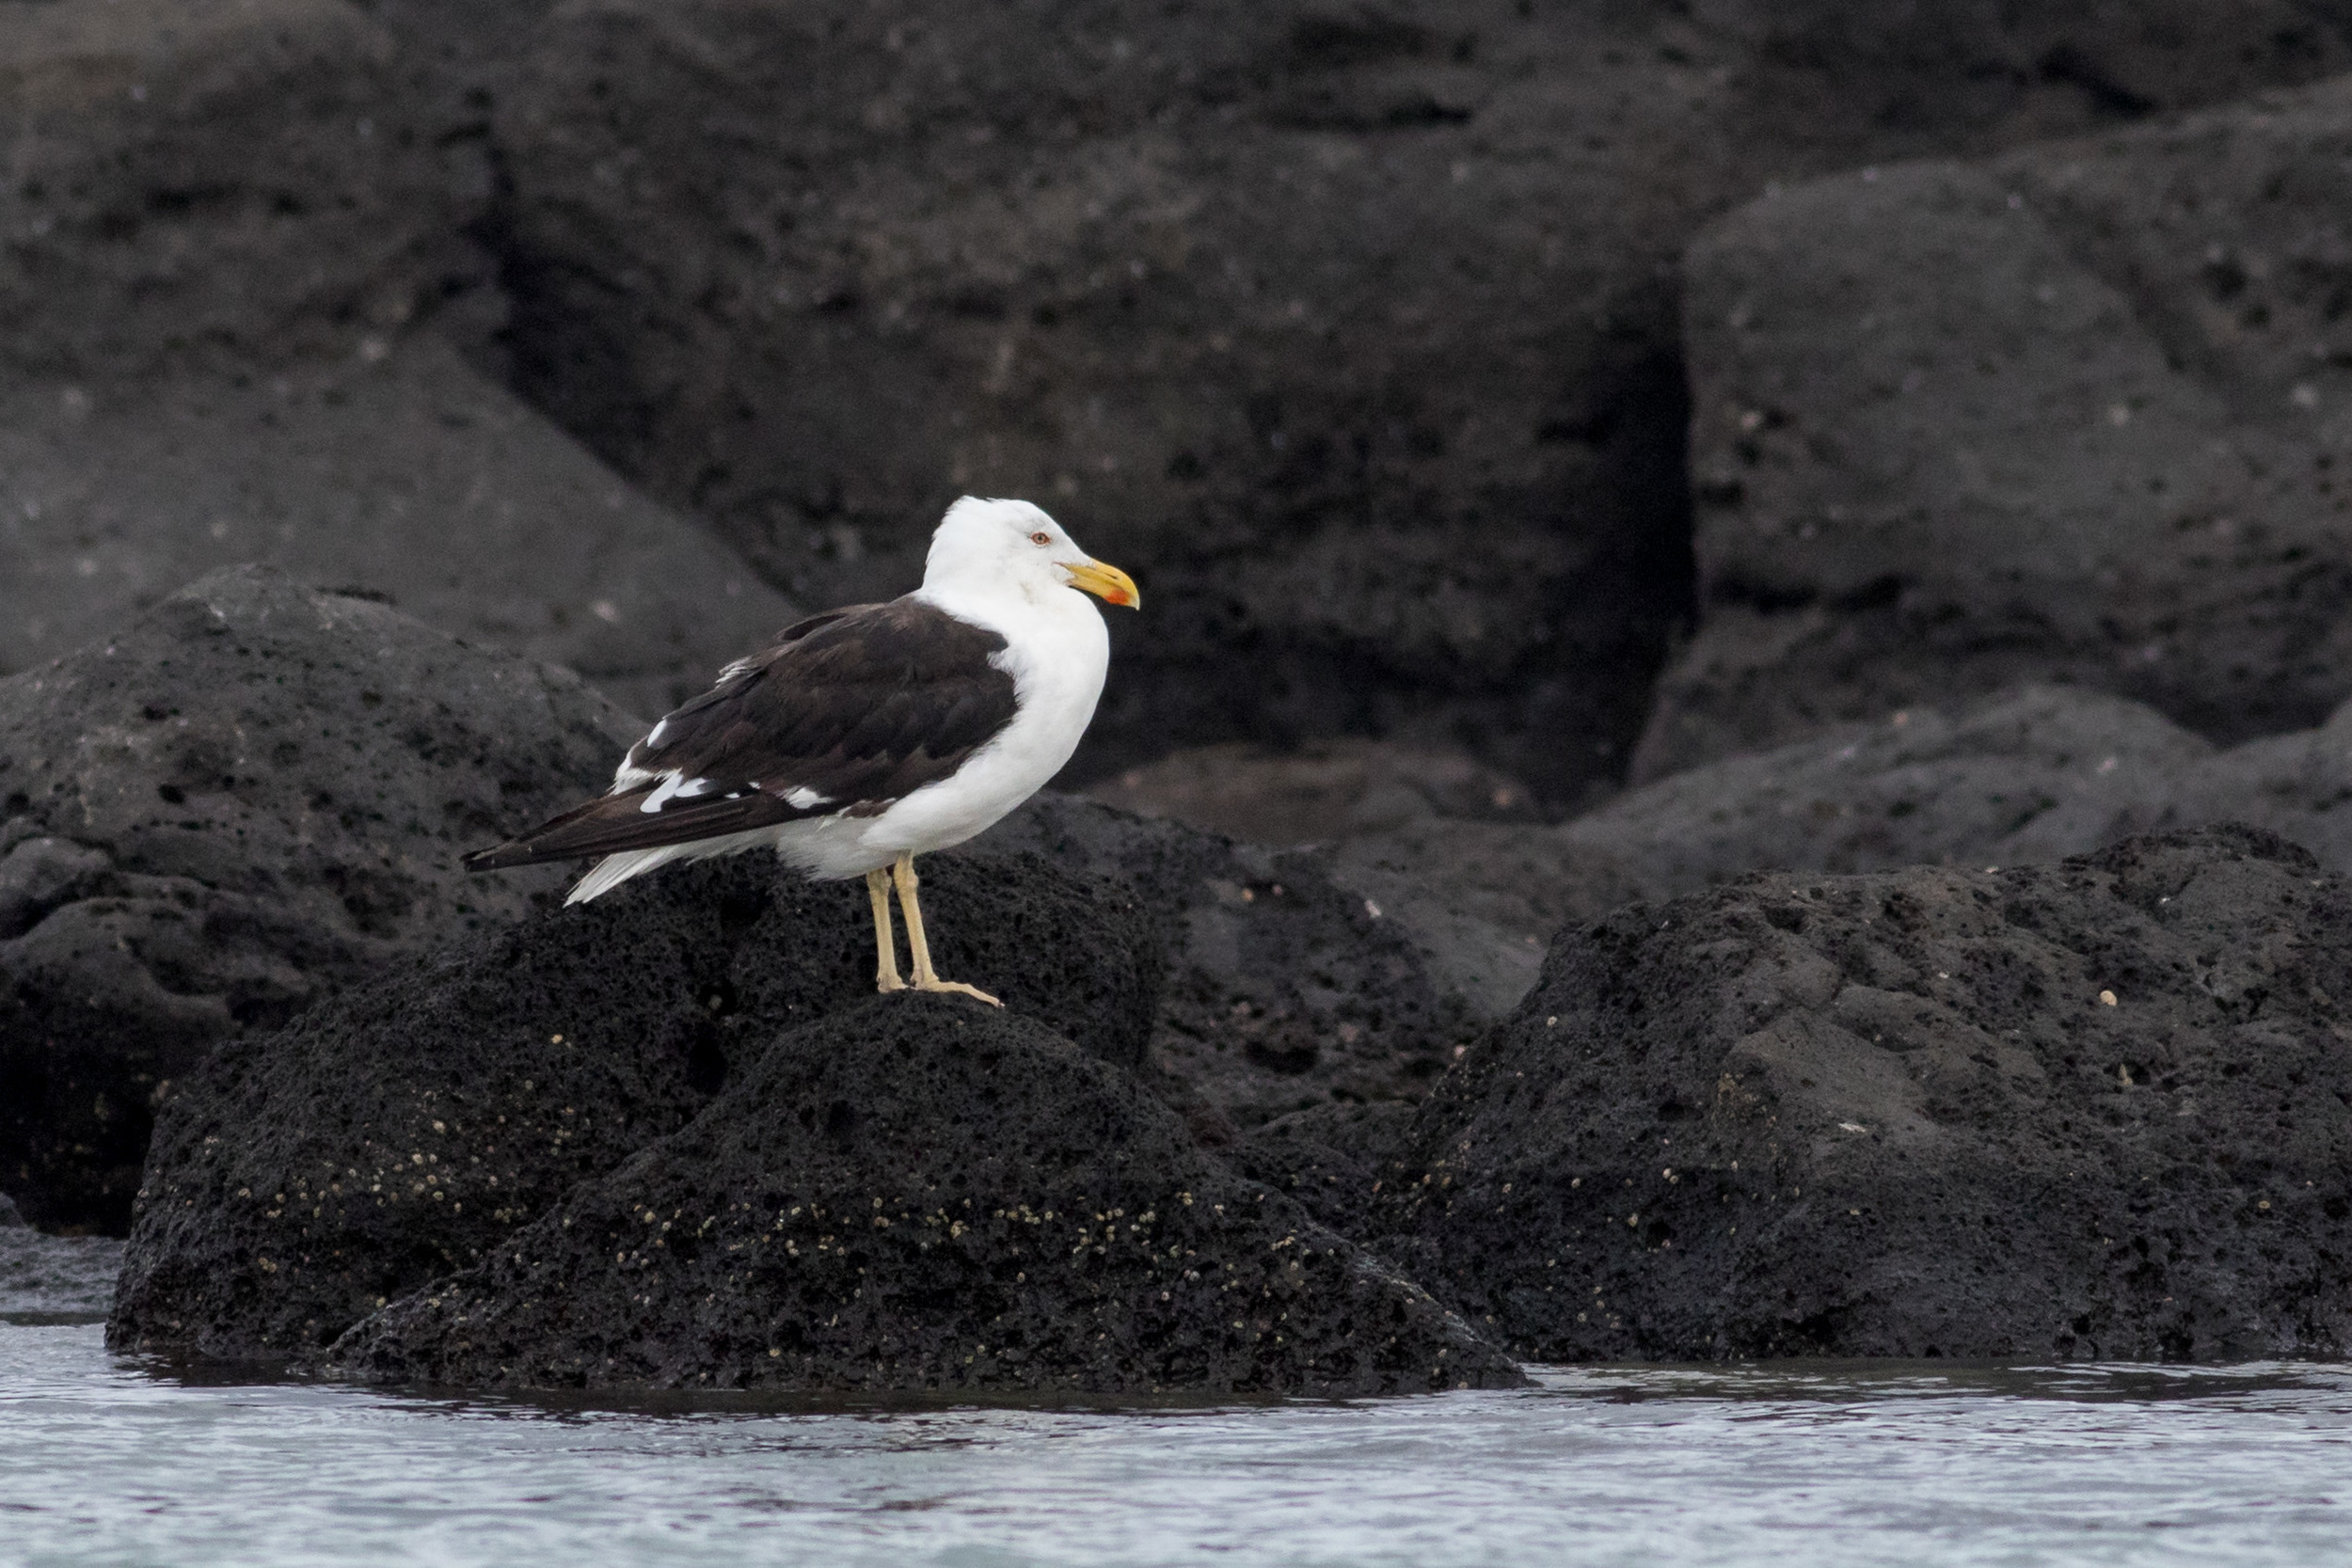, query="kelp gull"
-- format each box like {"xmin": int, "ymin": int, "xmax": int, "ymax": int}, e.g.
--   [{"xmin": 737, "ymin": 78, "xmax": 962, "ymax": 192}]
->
[{"xmin": 464, "ymin": 496, "xmax": 1139, "ymax": 1005}]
